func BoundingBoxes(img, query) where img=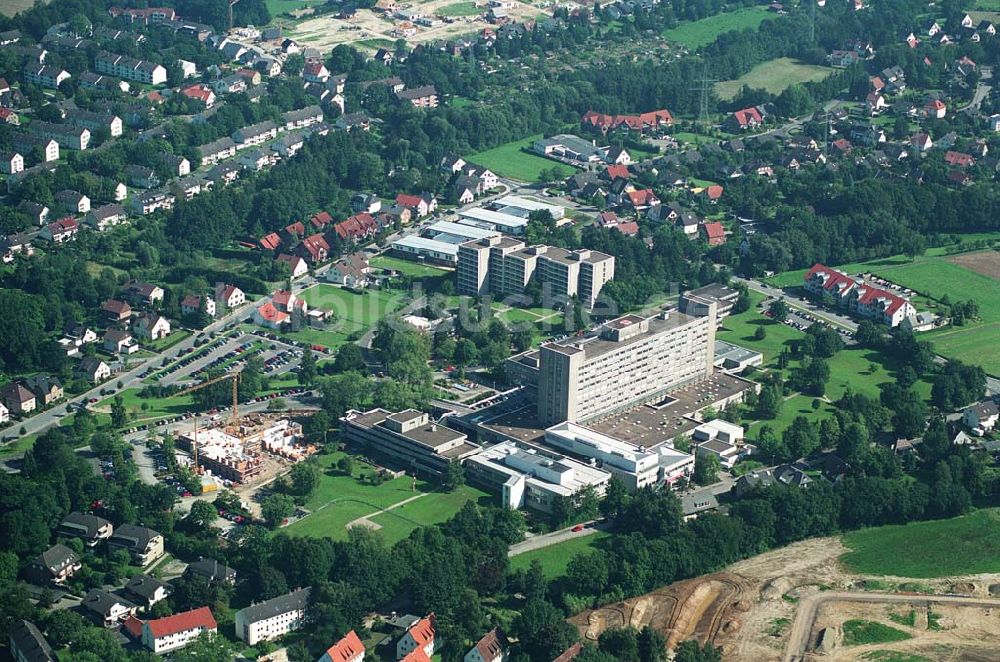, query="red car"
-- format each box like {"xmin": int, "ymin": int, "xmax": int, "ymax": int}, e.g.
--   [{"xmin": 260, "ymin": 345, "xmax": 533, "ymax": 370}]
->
[{"xmin": 572, "ymin": 524, "xmax": 584, "ymax": 532}]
